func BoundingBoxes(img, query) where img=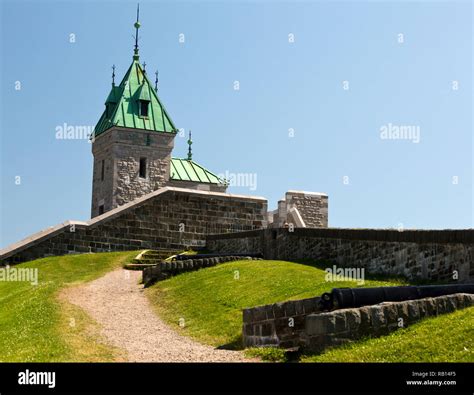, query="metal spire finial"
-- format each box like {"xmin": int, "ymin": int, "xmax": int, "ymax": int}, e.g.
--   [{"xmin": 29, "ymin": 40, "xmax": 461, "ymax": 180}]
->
[
  {"xmin": 154, "ymin": 70, "xmax": 159, "ymax": 92},
  {"xmin": 142, "ymin": 61, "xmax": 146, "ymax": 74},
  {"xmin": 187, "ymin": 130, "xmax": 193, "ymax": 161},
  {"xmin": 133, "ymin": 4, "xmax": 141, "ymax": 60},
  {"xmin": 112, "ymin": 65, "xmax": 116, "ymax": 86}
]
